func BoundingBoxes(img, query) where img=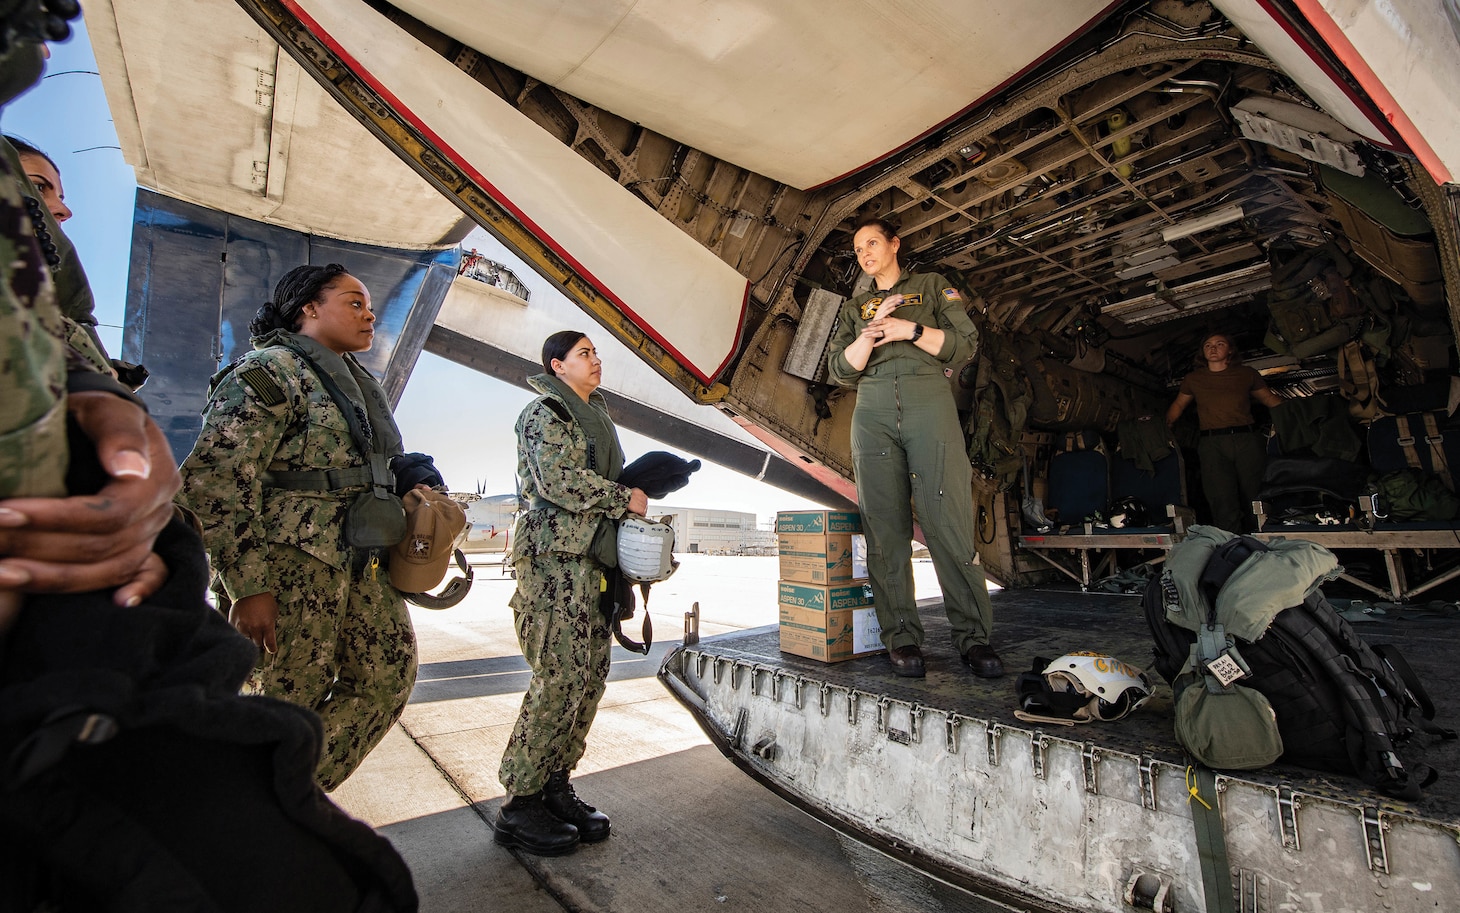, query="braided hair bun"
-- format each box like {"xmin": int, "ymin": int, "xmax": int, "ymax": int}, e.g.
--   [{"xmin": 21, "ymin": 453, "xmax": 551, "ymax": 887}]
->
[{"xmin": 248, "ymin": 262, "xmax": 349, "ymax": 337}]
